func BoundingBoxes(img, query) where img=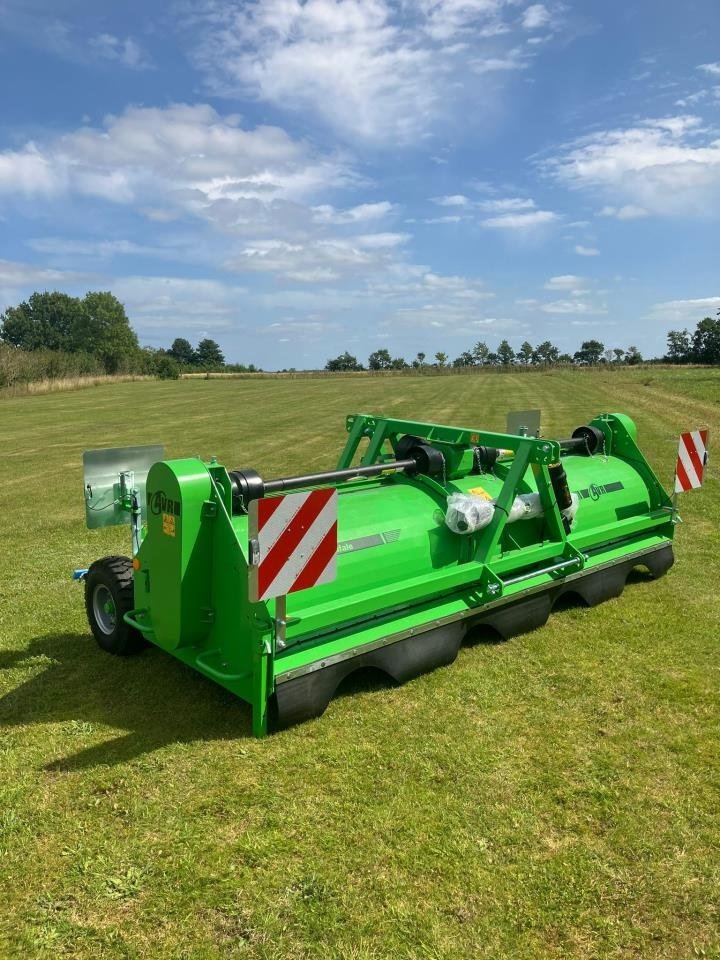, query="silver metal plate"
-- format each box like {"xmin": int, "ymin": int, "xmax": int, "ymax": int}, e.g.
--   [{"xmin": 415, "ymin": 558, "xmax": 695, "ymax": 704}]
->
[
  {"xmin": 506, "ymin": 409, "xmax": 541, "ymax": 437},
  {"xmin": 82, "ymin": 444, "xmax": 164, "ymax": 529}
]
